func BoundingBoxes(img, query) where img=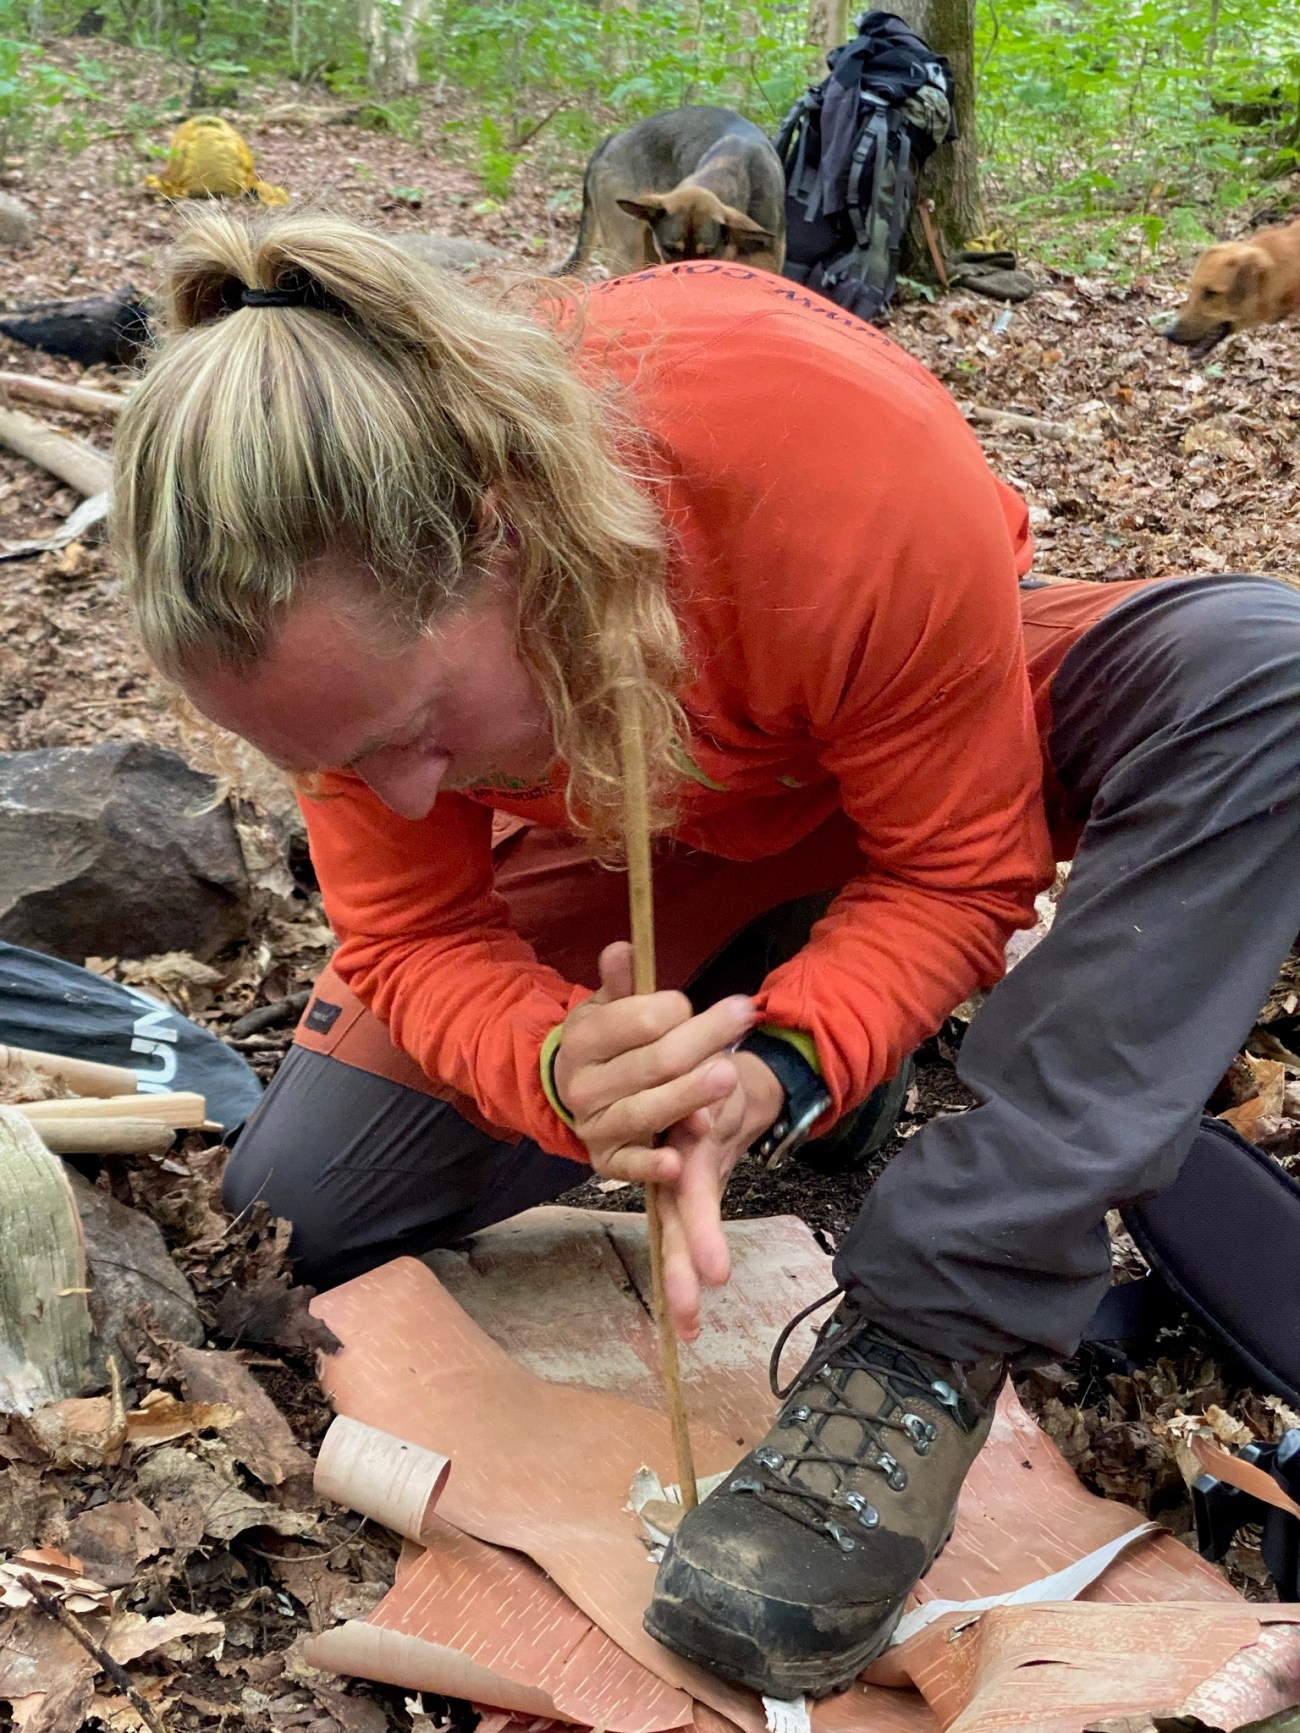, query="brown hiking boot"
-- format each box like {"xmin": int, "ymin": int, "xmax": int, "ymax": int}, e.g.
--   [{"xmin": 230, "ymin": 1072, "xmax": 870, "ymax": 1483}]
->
[{"xmin": 644, "ymin": 1293, "xmax": 1005, "ymax": 1698}]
